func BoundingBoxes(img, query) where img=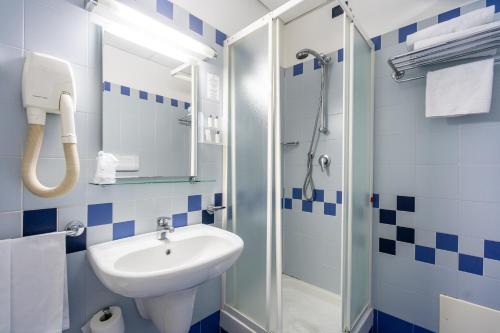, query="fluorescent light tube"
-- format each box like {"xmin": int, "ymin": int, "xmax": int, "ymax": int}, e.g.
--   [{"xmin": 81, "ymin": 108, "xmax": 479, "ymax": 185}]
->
[{"xmin": 87, "ymin": 0, "xmax": 216, "ymax": 63}]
